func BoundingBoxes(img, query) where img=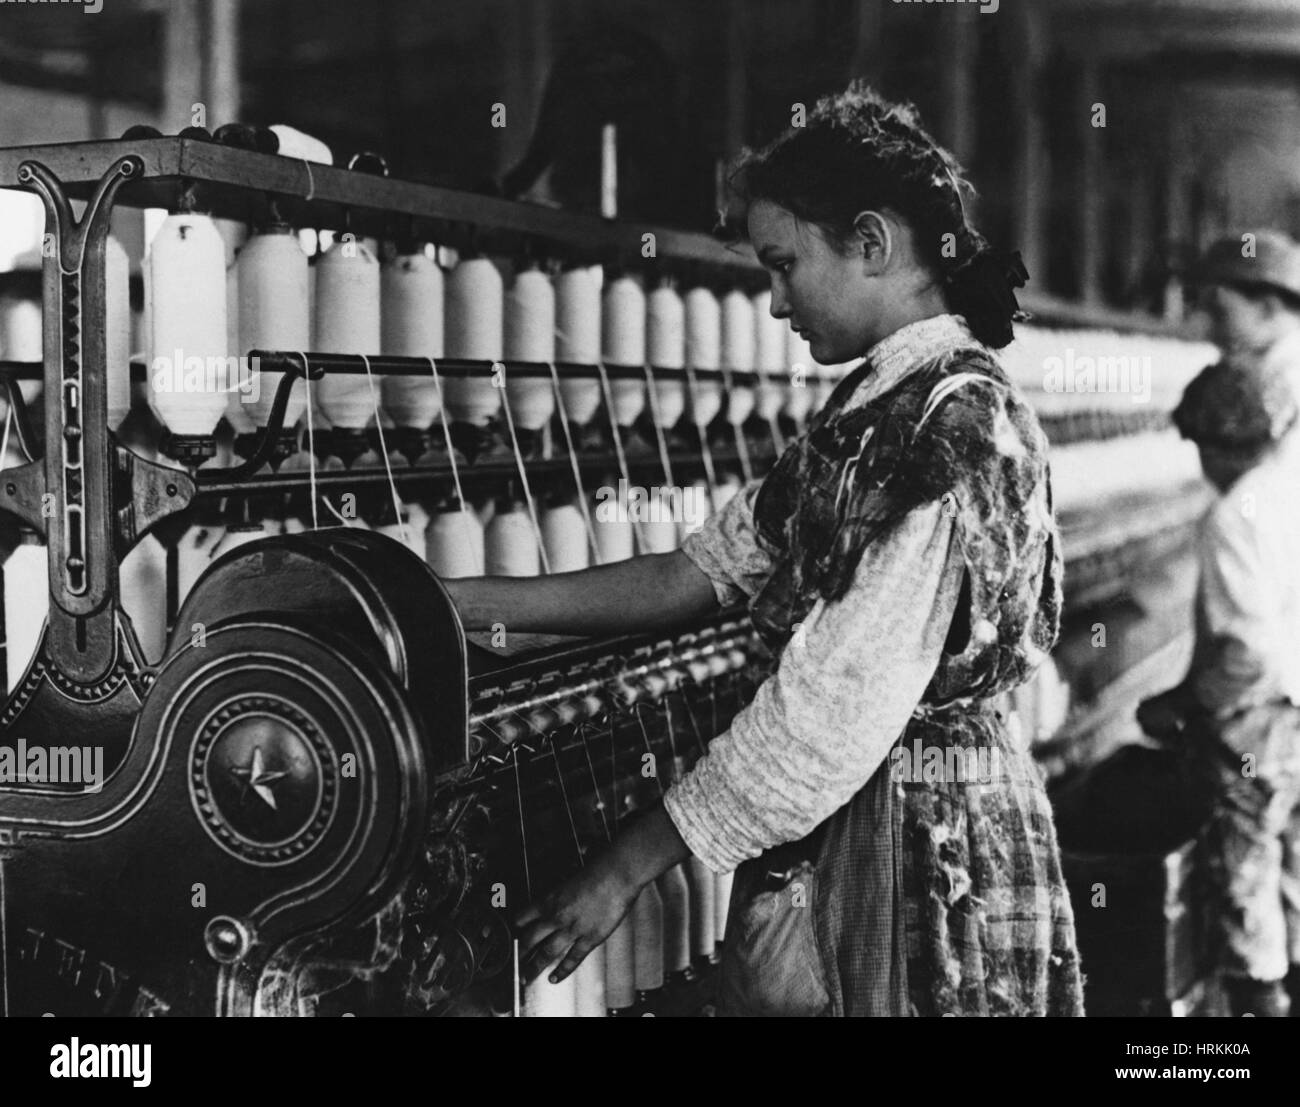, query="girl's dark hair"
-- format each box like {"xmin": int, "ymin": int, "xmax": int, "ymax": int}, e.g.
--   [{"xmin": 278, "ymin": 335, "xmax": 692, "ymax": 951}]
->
[{"xmin": 730, "ymin": 81, "xmax": 1027, "ymax": 349}]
